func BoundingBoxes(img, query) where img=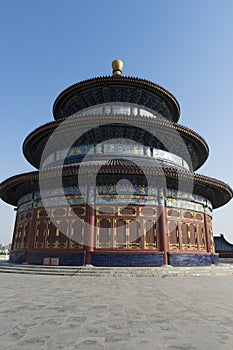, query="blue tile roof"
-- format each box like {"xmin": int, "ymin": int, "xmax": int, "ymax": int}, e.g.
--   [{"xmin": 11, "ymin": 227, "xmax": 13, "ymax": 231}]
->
[{"xmin": 214, "ymin": 234, "xmax": 233, "ymax": 252}]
